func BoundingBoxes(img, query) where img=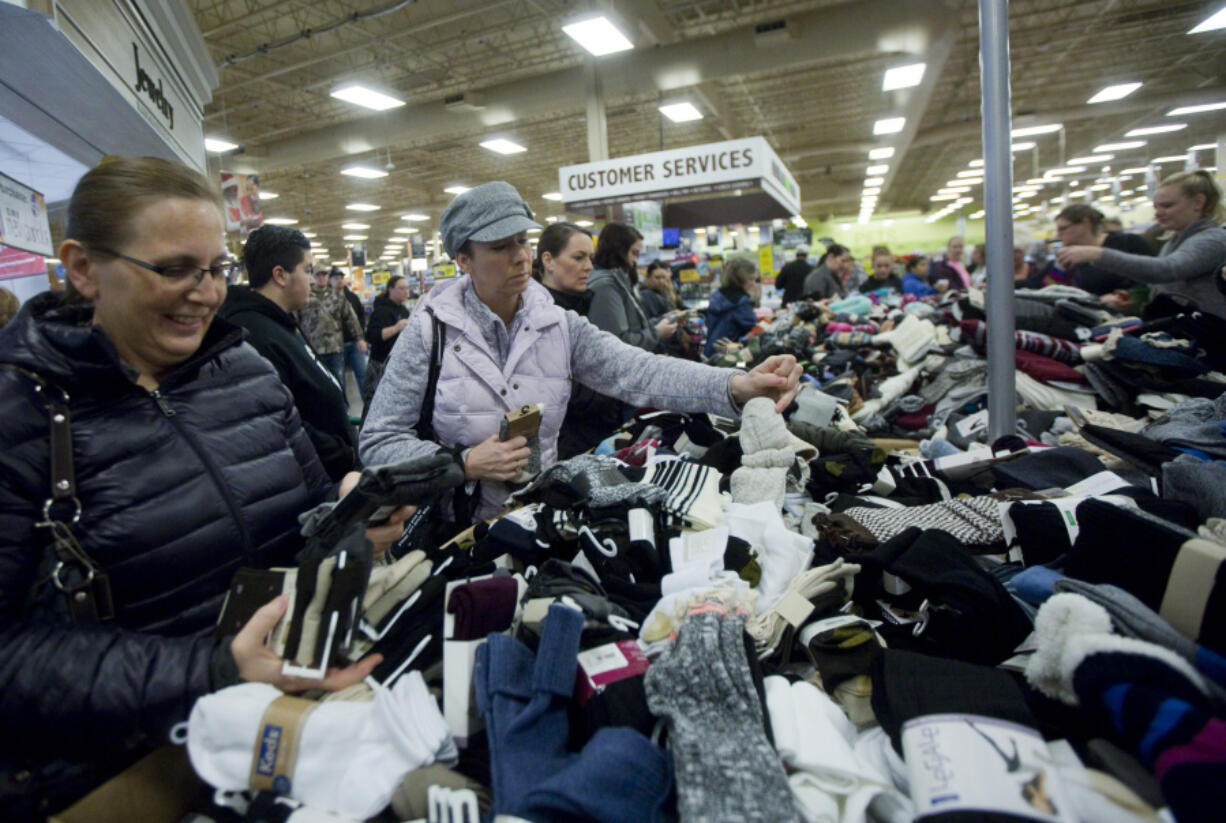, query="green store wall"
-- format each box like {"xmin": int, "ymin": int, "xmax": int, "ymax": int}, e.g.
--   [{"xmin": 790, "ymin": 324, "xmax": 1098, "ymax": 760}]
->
[{"xmin": 803, "ymin": 211, "xmax": 986, "ymax": 262}]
